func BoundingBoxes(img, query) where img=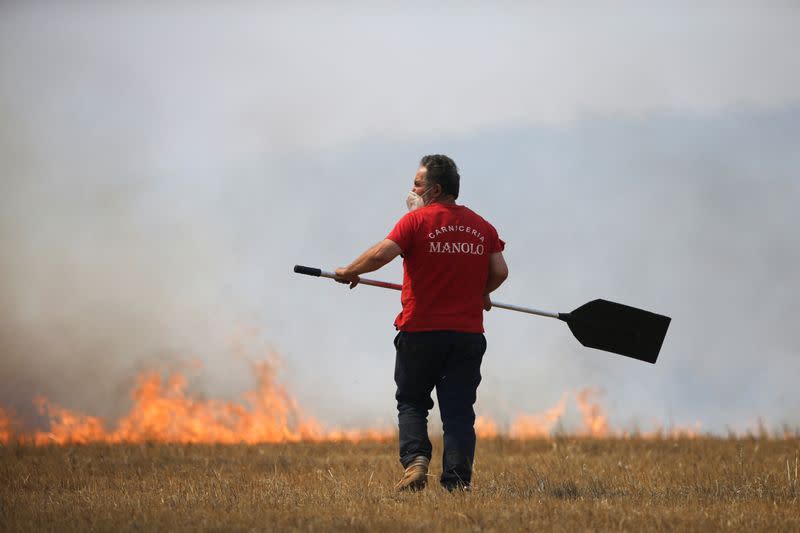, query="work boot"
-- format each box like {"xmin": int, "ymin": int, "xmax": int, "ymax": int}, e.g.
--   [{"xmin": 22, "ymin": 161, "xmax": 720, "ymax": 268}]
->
[{"xmin": 395, "ymin": 456, "xmax": 430, "ymax": 491}]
